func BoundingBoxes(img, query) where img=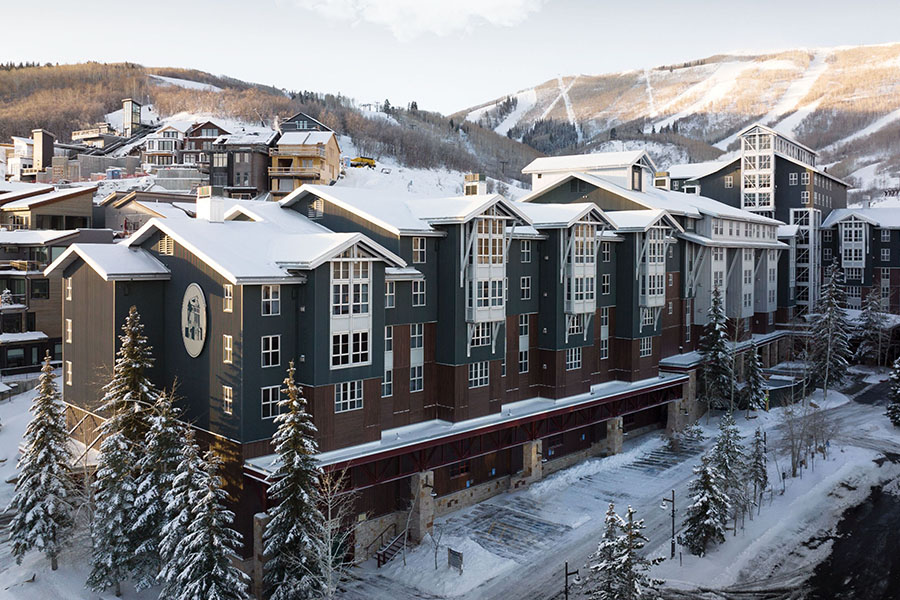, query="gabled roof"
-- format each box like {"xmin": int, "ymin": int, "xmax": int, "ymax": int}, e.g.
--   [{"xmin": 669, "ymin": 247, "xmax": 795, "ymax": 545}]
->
[
  {"xmin": 0, "ymin": 181, "xmax": 55, "ymax": 205},
  {"xmin": 406, "ymin": 194, "xmax": 532, "ymax": 226},
  {"xmin": 213, "ymin": 129, "xmax": 278, "ymax": 146},
  {"xmin": 0, "ymin": 229, "xmax": 79, "ymax": 246},
  {"xmin": 186, "ymin": 120, "xmax": 230, "ymax": 137},
  {"xmin": 281, "ymin": 111, "xmax": 332, "ymax": 132},
  {"xmin": 605, "ymin": 209, "xmax": 683, "ymax": 233},
  {"xmin": 666, "ymin": 159, "xmax": 737, "ymax": 181},
  {"xmin": 522, "ymin": 150, "xmax": 656, "ymax": 175},
  {"xmin": 45, "ymin": 243, "xmax": 170, "ymax": 281},
  {"xmin": 1, "ymin": 186, "xmax": 96, "ymax": 210},
  {"xmin": 737, "ymin": 123, "xmax": 817, "ymax": 156},
  {"xmin": 512, "ymin": 201, "xmax": 612, "ymax": 229},
  {"xmin": 276, "ymin": 131, "xmax": 336, "ymax": 146},
  {"xmin": 822, "ymin": 208, "xmax": 900, "ymax": 229},
  {"xmin": 777, "ymin": 224, "xmax": 799, "ymax": 238}
]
